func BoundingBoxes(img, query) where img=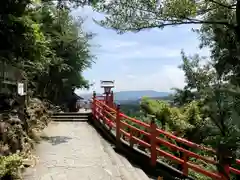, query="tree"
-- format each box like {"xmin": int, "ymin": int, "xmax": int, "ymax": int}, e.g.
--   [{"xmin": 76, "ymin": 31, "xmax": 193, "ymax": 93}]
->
[
  {"xmin": 92, "ymin": 0, "xmax": 238, "ymax": 33},
  {"xmin": 0, "ymin": 0, "xmax": 94, "ymax": 104},
  {"xmin": 90, "ymin": 0, "xmax": 240, "ymax": 178},
  {"xmin": 27, "ymin": 2, "xmax": 94, "ymax": 104},
  {"xmin": 172, "ymin": 51, "xmax": 216, "ymax": 106},
  {"xmin": 0, "ymin": 0, "xmax": 51, "ymax": 72},
  {"xmin": 92, "ymin": 0, "xmax": 240, "ymax": 85},
  {"xmin": 195, "ymin": 2, "xmax": 240, "ymax": 85},
  {"xmin": 0, "ymin": 1, "xmax": 95, "ymax": 178}
]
